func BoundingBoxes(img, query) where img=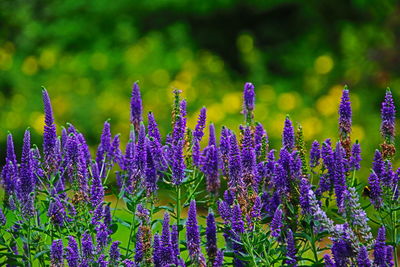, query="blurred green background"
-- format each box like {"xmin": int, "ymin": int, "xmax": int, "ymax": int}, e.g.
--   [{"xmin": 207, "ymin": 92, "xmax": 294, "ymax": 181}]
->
[{"xmin": 1, "ymin": 0, "xmax": 400, "ymax": 174}]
